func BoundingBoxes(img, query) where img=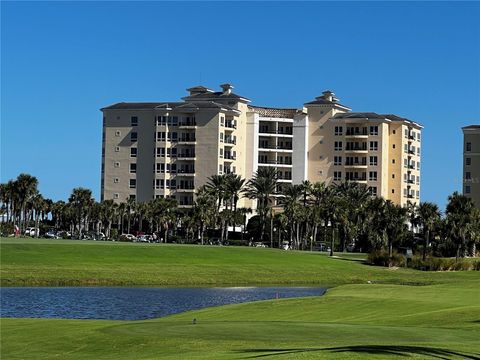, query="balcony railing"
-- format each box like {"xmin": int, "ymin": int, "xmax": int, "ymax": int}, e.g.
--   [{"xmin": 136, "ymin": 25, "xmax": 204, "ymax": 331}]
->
[
  {"xmin": 224, "ymin": 138, "xmax": 236, "ymax": 145},
  {"xmin": 258, "ymin": 159, "xmax": 292, "ymax": 165},
  {"xmin": 259, "ymin": 144, "xmax": 293, "ymax": 150},
  {"xmin": 178, "ymin": 153, "xmax": 196, "ymax": 158},
  {"xmin": 346, "ymin": 145, "xmax": 368, "ymax": 151},
  {"xmin": 178, "ymin": 121, "xmax": 197, "ymax": 127},
  {"xmin": 345, "ymin": 159, "xmax": 367, "ymax": 166},
  {"xmin": 225, "ymin": 122, "xmax": 236, "ymax": 129},
  {"xmin": 259, "ymin": 129, "xmax": 293, "ymax": 135},
  {"xmin": 177, "ymin": 169, "xmax": 195, "ymax": 174},
  {"xmin": 224, "ymin": 155, "xmax": 236, "ymax": 160},
  {"xmin": 346, "ymin": 128, "xmax": 368, "ymax": 136}
]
